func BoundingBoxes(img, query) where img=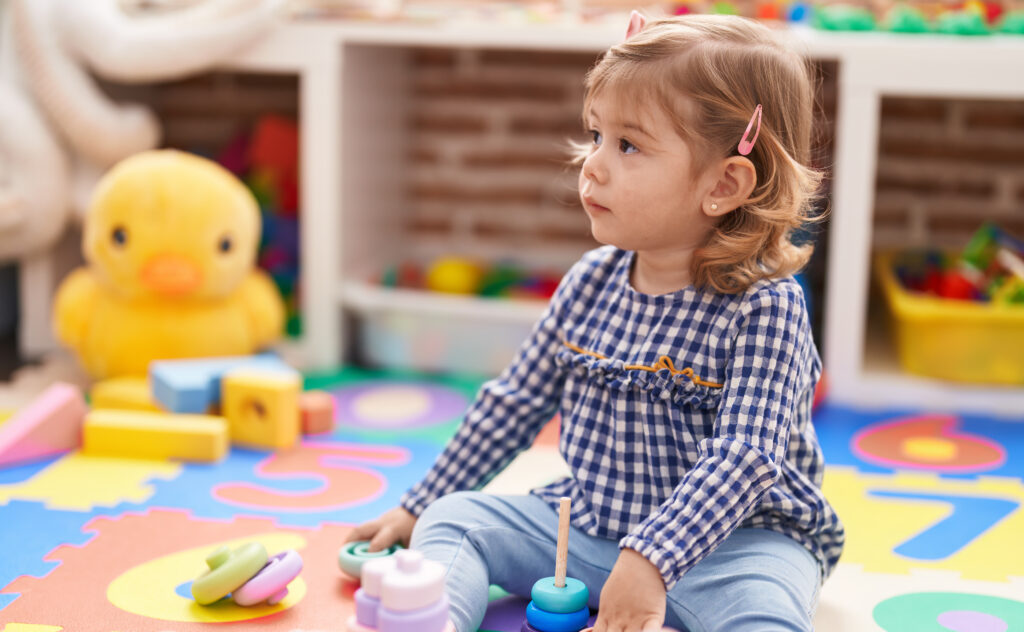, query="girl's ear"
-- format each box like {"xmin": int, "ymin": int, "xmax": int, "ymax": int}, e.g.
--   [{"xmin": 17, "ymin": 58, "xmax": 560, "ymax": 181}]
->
[{"xmin": 704, "ymin": 156, "xmax": 757, "ymax": 217}]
